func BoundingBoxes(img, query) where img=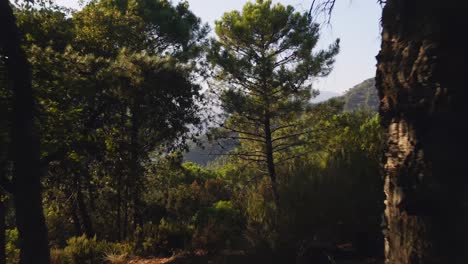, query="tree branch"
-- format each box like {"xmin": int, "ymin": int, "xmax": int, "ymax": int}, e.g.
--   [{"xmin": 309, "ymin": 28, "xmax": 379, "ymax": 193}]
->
[
  {"xmin": 271, "ymin": 123, "xmax": 300, "ymax": 134},
  {"xmin": 218, "ymin": 123, "xmax": 266, "ymax": 139},
  {"xmin": 272, "ymin": 126, "xmax": 334, "ymax": 143}
]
